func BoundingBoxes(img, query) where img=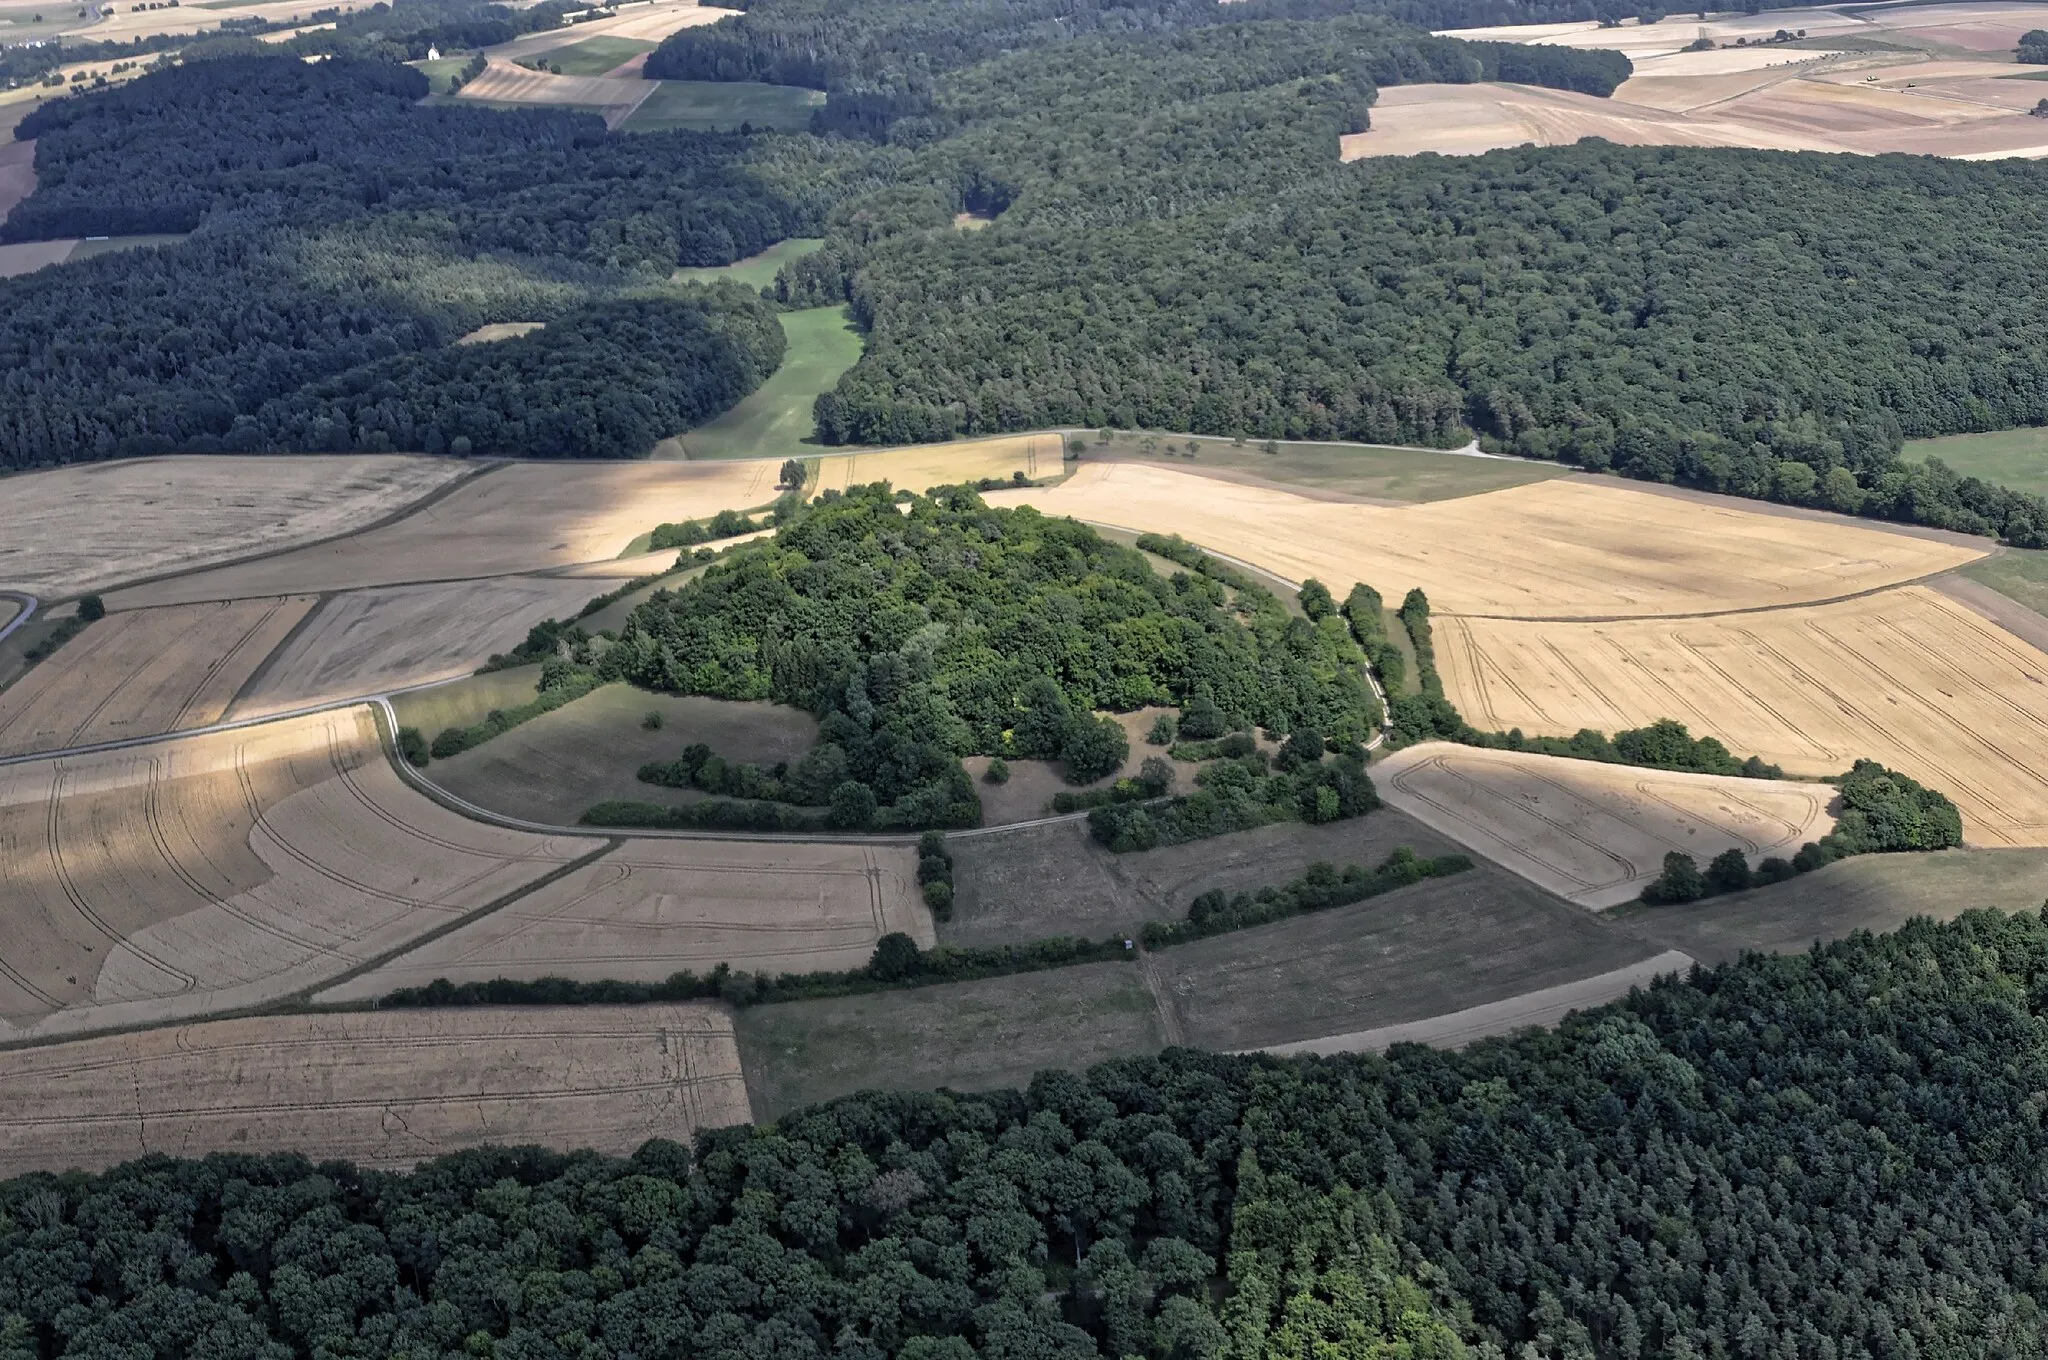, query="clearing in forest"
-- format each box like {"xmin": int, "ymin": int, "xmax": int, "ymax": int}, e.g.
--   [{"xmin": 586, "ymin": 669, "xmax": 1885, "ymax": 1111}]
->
[
  {"xmin": 988, "ymin": 462, "xmax": 1981, "ymax": 618},
  {"xmin": 227, "ymin": 576, "xmax": 603, "ymax": 717},
  {"xmin": 453, "ymin": 61, "xmax": 654, "ymax": 126},
  {"xmin": 656, "ymin": 306, "xmax": 863, "ymax": 461},
  {"xmin": 673, "ymin": 237, "xmax": 822, "ymax": 291},
  {"xmin": 1371, "ymin": 742, "xmax": 1838, "ymax": 909},
  {"xmin": 319, "ymin": 839, "xmax": 929, "ymax": 1002},
  {"xmin": 0, "ymin": 706, "xmax": 599, "ymax": 1040},
  {"xmin": 0, "ymin": 454, "xmax": 464, "ymax": 598},
  {"xmin": 110, "ymin": 460, "xmax": 782, "ymax": 607},
  {"xmin": 0, "ymin": 597, "xmax": 315, "ymax": 757},
  {"xmin": 1437, "ymin": 585, "xmax": 2048, "ymax": 847},
  {"xmin": 1906, "ymin": 427, "xmax": 2048, "ymax": 498},
  {"xmin": 622, "ymin": 79, "xmax": 825, "ymax": 133},
  {"xmin": 0, "ymin": 1005, "xmax": 749, "ymax": 1175}
]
